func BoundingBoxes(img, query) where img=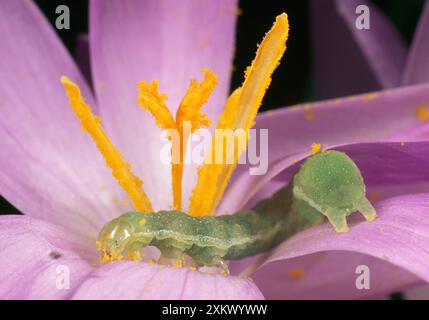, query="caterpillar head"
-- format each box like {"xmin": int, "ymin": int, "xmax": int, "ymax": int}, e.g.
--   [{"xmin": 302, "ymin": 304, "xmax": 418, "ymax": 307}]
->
[
  {"xmin": 294, "ymin": 151, "xmax": 366, "ymax": 208},
  {"xmin": 97, "ymin": 218, "xmax": 134, "ymax": 262},
  {"xmin": 293, "ymin": 150, "xmax": 376, "ymax": 233}
]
